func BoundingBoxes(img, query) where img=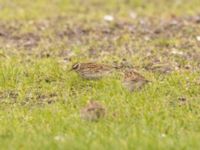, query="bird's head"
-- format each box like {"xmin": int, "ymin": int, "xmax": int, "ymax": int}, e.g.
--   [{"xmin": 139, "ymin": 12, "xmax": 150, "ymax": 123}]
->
[{"xmin": 70, "ymin": 63, "xmax": 81, "ymax": 72}]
